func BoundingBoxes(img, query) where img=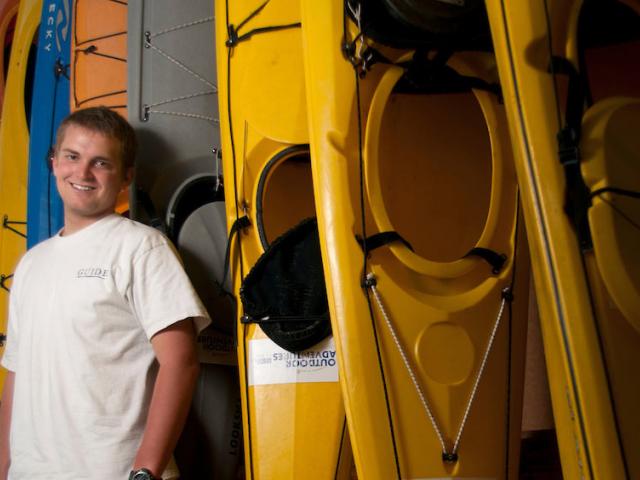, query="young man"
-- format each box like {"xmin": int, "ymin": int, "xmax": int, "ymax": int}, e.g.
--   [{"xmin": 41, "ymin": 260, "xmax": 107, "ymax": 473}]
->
[{"xmin": 0, "ymin": 107, "xmax": 210, "ymax": 479}]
